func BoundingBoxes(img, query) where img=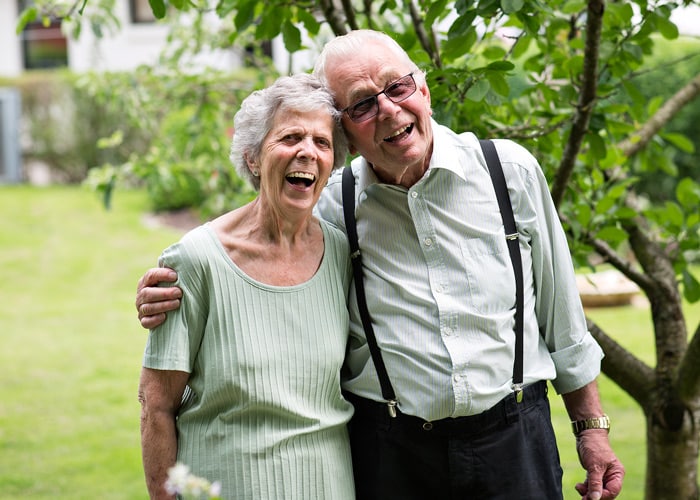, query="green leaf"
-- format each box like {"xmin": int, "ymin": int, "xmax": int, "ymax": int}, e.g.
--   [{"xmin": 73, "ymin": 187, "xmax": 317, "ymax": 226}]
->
[
  {"xmin": 426, "ymin": 0, "xmax": 451, "ymax": 28},
  {"xmin": 281, "ymin": 20, "xmax": 302, "ymax": 53},
  {"xmin": 587, "ymin": 132, "xmax": 607, "ymax": 160},
  {"xmin": 16, "ymin": 6, "xmax": 38, "ymax": 33},
  {"xmin": 575, "ymin": 202, "xmax": 591, "ymax": 227},
  {"xmin": 501, "ymin": 0, "xmax": 524, "ymax": 14},
  {"xmin": 234, "ymin": 0, "xmax": 256, "ymax": 31},
  {"xmin": 595, "ymin": 225, "xmax": 628, "ymax": 247},
  {"xmin": 442, "ymin": 31, "xmax": 478, "ymax": 60},
  {"xmin": 654, "ymin": 14, "xmax": 679, "ymax": 40},
  {"xmin": 682, "ymin": 269, "xmax": 700, "ymax": 303},
  {"xmin": 466, "ymin": 79, "xmax": 490, "ymax": 102},
  {"xmin": 448, "ymin": 11, "xmax": 477, "ymax": 38},
  {"xmin": 148, "ymin": 0, "xmax": 166, "ymax": 19},
  {"xmin": 676, "ymin": 178, "xmax": 700, "ymax": 210},
  {"xmin": 661, "ymin": 132, "xmax": 695, "ymax": 153},
  {"xmin": 662, "ymin": 201, "xmax": 684, "ymax": 228},
  {"xmin": 486, "ymin": 72, "xmax": 510, "ymax": 96},
  {"xmin": 486, "ymin": 60, "xmax": 515, "ymax": 71}
]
